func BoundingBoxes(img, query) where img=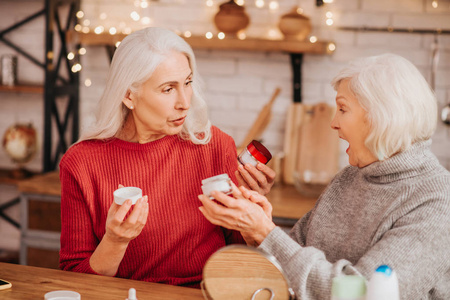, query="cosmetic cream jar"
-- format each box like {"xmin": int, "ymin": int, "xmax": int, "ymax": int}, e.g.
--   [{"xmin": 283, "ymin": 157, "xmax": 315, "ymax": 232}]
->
[
  {"xmin": 201, "ymin": 174, "xmax": 232, "ymax": 199},
  {"xmin": 113, "ymin": 187, "xmax": 142, "ymax": 205},
  {"xmin": 238, "ymin": 140, "xmax": 272, "ymax": 167}
]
